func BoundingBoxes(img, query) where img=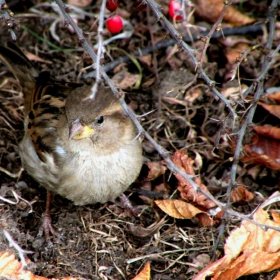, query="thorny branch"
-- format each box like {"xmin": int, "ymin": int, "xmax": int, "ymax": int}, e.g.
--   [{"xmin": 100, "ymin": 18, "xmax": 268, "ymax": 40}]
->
[
  {"xmin": 198, "ymin": 0, "xmax": 234, "ymax": 66},
  {"xmin": 145, "ymin": 0, "xmax": 238, "ymax": 120},
  {"xmin": 88, "ymin": 0, "xmax": 106, "ymax": 99}
]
